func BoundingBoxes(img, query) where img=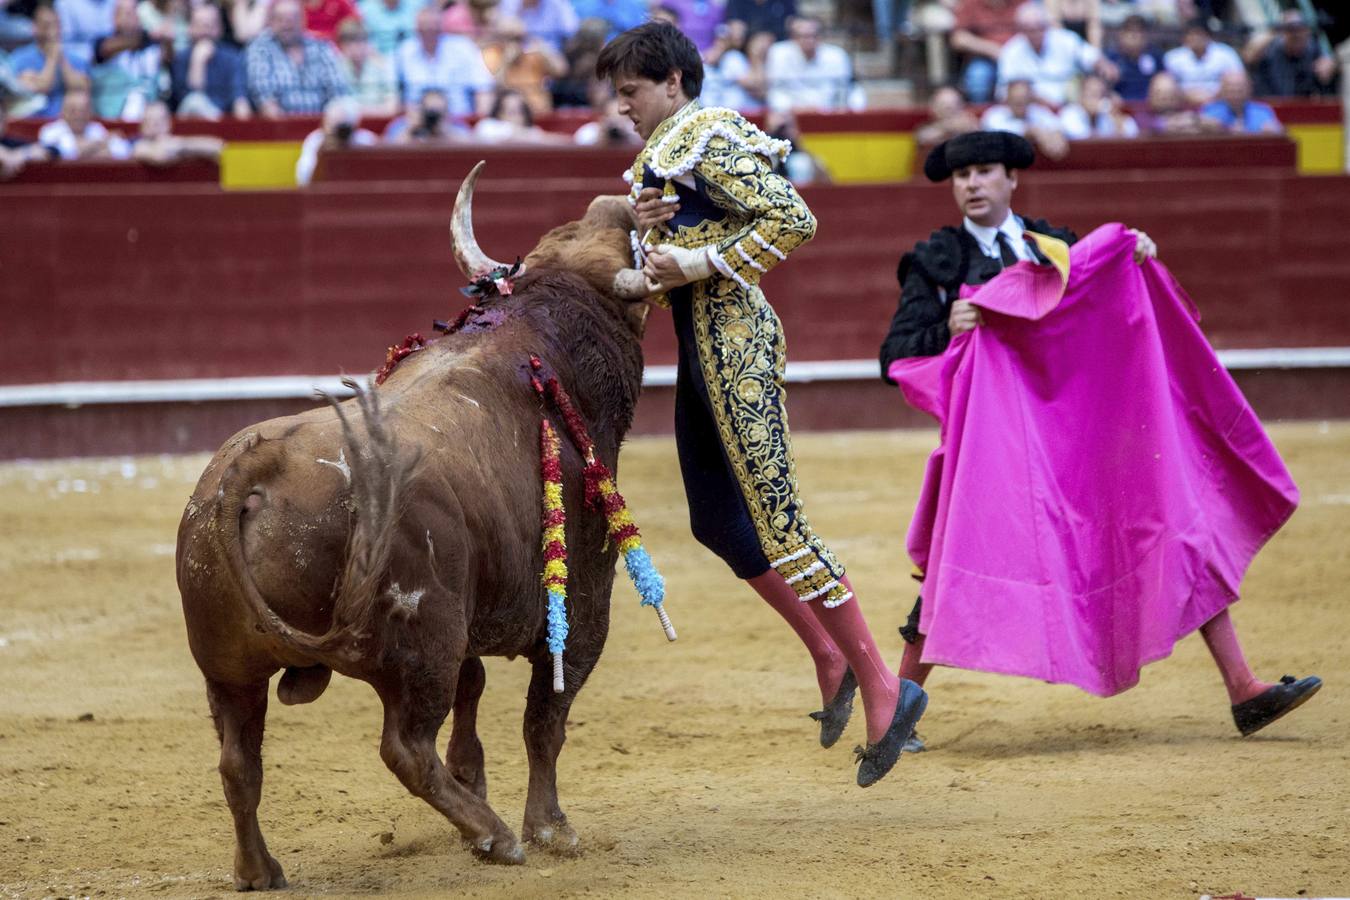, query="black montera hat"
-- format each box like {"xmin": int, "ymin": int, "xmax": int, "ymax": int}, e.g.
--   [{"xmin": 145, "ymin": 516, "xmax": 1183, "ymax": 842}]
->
[{"xmin": 923, "ymin": 131, "xmax": 1037, "ymax": 183}]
